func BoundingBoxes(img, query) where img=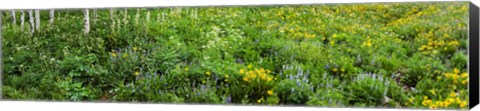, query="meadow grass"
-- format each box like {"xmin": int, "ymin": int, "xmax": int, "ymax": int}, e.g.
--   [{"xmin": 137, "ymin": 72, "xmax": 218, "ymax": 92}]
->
[{"xmin": 1, "ymin": 2, "xmax": 469, "ymax": 109}]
